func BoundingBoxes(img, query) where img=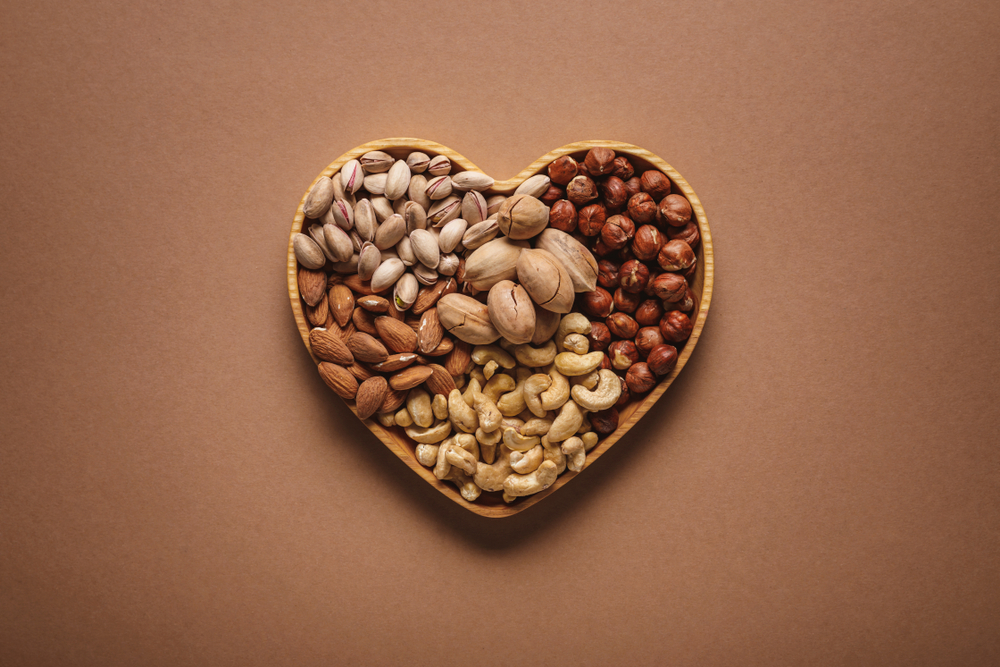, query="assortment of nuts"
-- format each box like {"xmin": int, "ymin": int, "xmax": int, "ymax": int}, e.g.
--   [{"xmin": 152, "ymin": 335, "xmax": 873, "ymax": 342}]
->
[{"xmin": 294, "ymin": 146, "xmax": 698, "ymax": 504}]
